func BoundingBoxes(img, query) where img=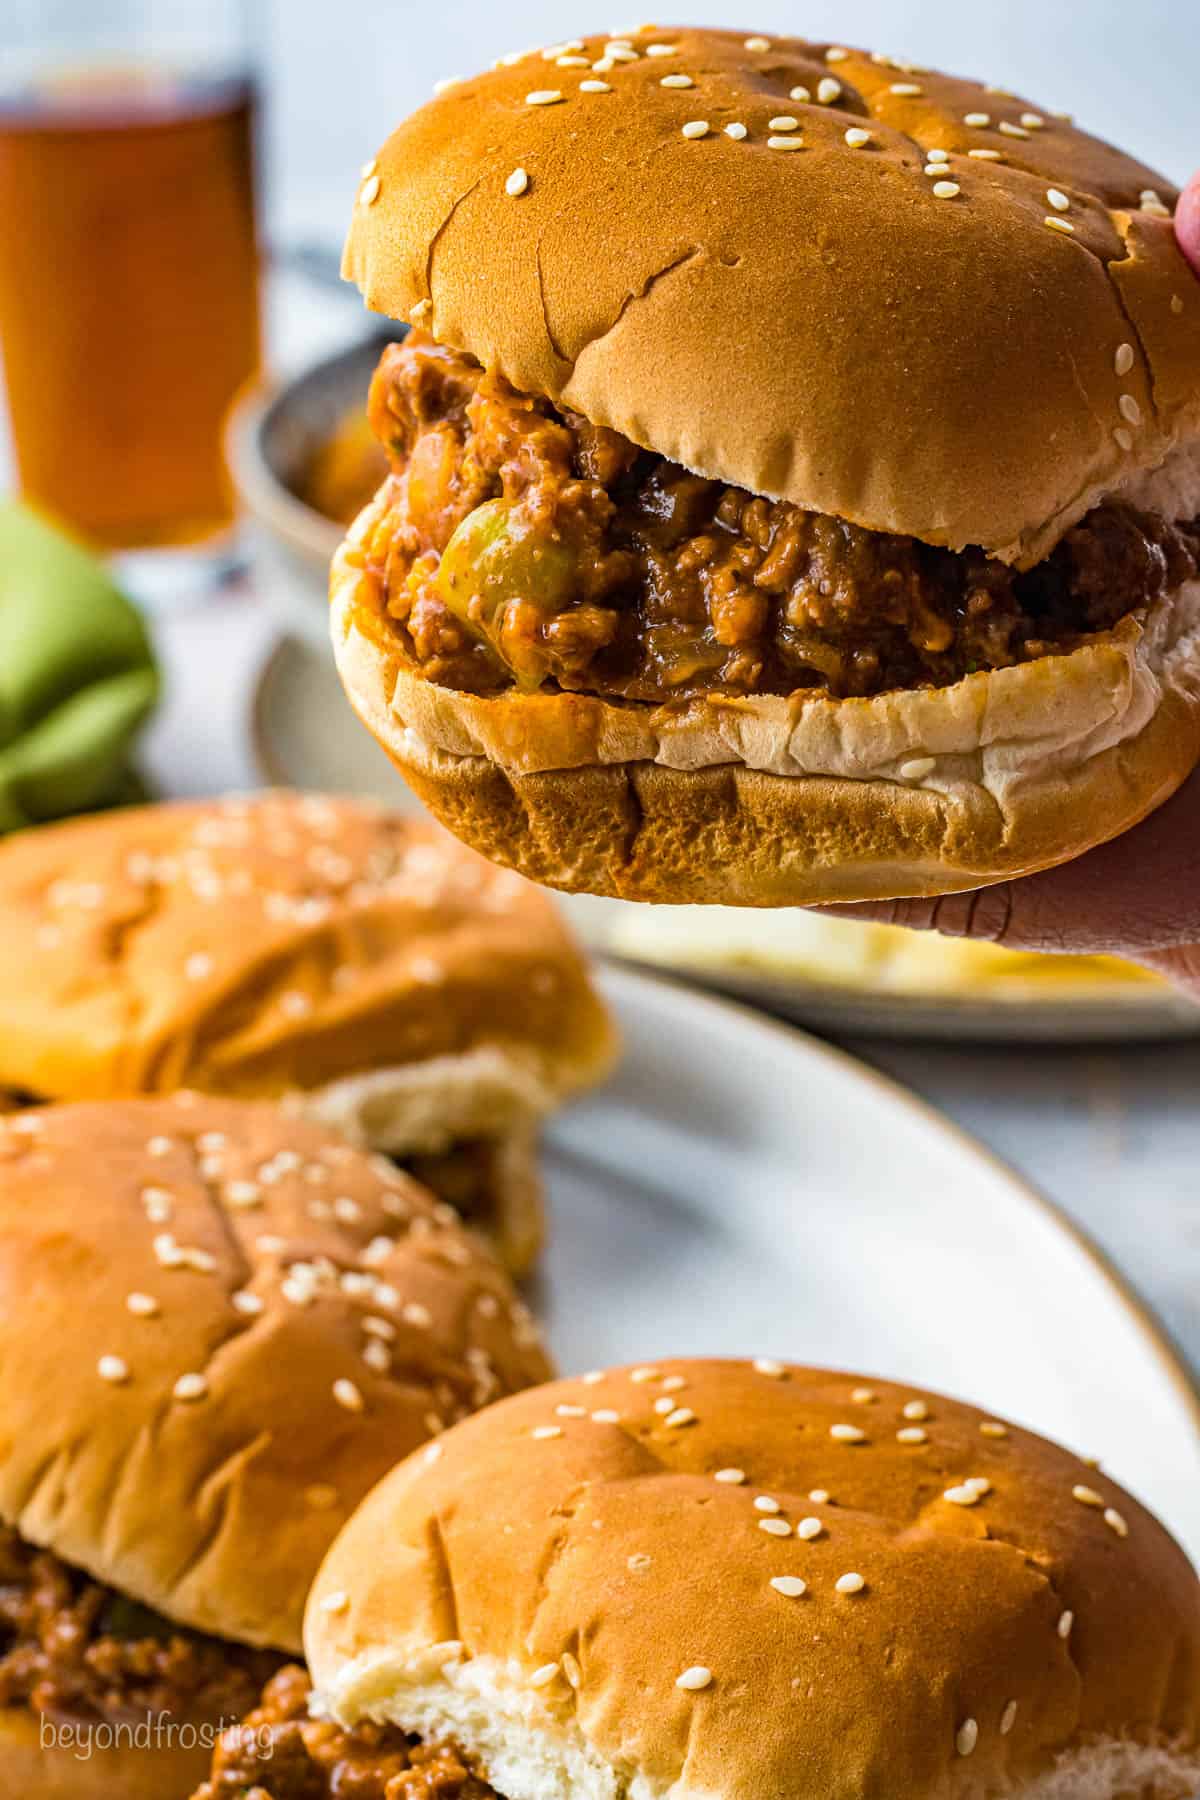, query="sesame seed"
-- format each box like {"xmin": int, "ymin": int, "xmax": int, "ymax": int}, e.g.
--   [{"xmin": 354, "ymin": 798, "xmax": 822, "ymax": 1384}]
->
[
  {"xmin": 830, "ymin": 1423, "xmax": 867, "ymax": 1443},
  {"xmin": 505, "ymin": 168, "xmax": 529, "ymax": 196},
  {"xmin": 333, "ymin": 1378, "xmax": 364, "ymax": 1413},
  {"xmin": 630, "ymin": 1367, "xmax": 659, "ymax": 1383},
  {"xmin": 897, "ymin": 1427, "xmax": 928, "ymax": 1445},
  {"xmin": 361, "ymin": 159, "xmax": 377, "ymax": 178},
  {"xmin": 126, "ymin": 1293, "xmax": 159, "ymax": 1318},
  {"xmin": 556, "ymin": 1404, "xmax": 587, "ymax": 1418},
  {"xmin": 98, "ymin": 1355, "xmax": 129, "ymax": 1384},
  {"xmin": 1047, "ymin": 188, "xmax": 1071, "ymax": 212},
  {"xmin": 1114, "ymin": 428, "xmax": 1134, "ymax": 453},
  {"xmin": 654, "ymin": 1396, "xmax": 676, "ymax": 1415},
  {"xmin": 964, "ymin": 111, "xmax": 990, "ymax": 127},
  {"xmin": 902, "ymin": 1400, "xmax": 928, "ymax": 1421},
  {"xmin": 944, "ymin": 1484, "xmax": 983, "ymax": 1506},
  {"xmin": 580, "ymin": 1369, "xmax": 604, "ymax": 1384},
  {"xmin": 816, "ymin": 78, "xmax": 842, "ymax": 105},
  {"xmin": 744, "ymin": 36, "xmax": 770, "ymax": 52},
  {"xmin": 770, "ymin": 1575, "xmax": 807, "ymax": 1597},
  {"xmin": 646, "ymin": 43, "xmax": 677, "ymax": 57},
  {"xmin": 561, "ymin": 1652, "xmax": 582, "ymax": 1687},
  {"xmin": 933, "ymin": 181, "xmax": 961, "ymax": 199},
  {"xmin": 1073, "ymin": 1485, "xmax": 1104, "ymax": 1507},
  {"xmin": 225, "ymin": 1180, "xmax": 261, "ymax": 1209},
  {"xmin": 926, "ymin": 147, "xmax": 949, "ymax": 163},
  {"xmin": 627, "ymin": 1552, "xmax": 652, "ymax": 1572},
  {"xmin": 1105, "ymin": 1508, "xmax": 1129, "ymax": 1539},
  {"xmin": 768, "ymin": 116, "xmax": 800, "ymax": 131},
  {"xmin": 1057, "ymin": 1610, "xmax": 1074, "ymax": 1640},
  {"xmin": 410, "ymin": 299, "xmax": 431, "ymax": 320},
  {"xmin": 826, "ymin": 47, "xmax": 849, "ymax": 62},
  {"xmin": 665, "ymin": 1407, "xmax": 696, "ymax": 1427},
  {"xmin": 185, "ymin": 953, "xmax": 213, "ymax": 981},
  {"xmin": 676, "ymin": 1666, "xmax": 712, "ymax": 1691},
  {"xmin": 845, "ymin": 128, "xmax": 872, "ymax": 148},
  {"xmin": 809, "ymin": 1489, "xmax": 831, "ymax": 1504},
  {"xmin": 1044, "ymin": 216, "xmax": 1076, "ymax": 234},
  {"xmin": 1001, "ymin": 1701, "xmax": 1018, "ymax": 1736},
  {"xmin": 1114, "ymin": 343, "xmax": 1135, "ymax": 376},
  {"xmin": 999, "ymin": 120, "xmax": 1030, "ymax": 138},
  {"xmin": 320, "ymin": 1589, "xmax": 349, "ymax": 1615},
  {"xmin": 530, "ymin": 1662, "xmax": 560, "ymax": 1687},
  {"xmin": 1022, "ymin": 112, "xmax": 1045, "ymax": 129},
  {"xmin": 604, "ymin": 44, "xmax": 638, "ymax": 61},
  {"xmin": 173, "ymin": 1372, "xmax": 208, "ymax": 1402},
  {"xmin": 796, "ymin": 1517, "xmax": 823, "ymax": 1540},
  {"xmin": 232, "ymin": 1290, "xmax": 263, "ymax": 1316},
  {"xmin": 753, "ymin": 1495, "xmax": 781, "ymax": 1514},
  {"xmin": 661, "ymin": 1375, "xmax": 687, "ymax": 1392},
  {"xmin": 969, "ymin": 147, "xmax": 1003, "ymax": 160},
  {"xmin": 900, "ymin": 756, "xmax": 937, "ymax": 779},
  {"xmin": 660, "ymin": 73, "xmax": 692, "ymax": 87},
  {"xmin": 681, "ymin": 120, "xmax": 709, "ymax": 139},
  {"xmin": 835, "ymin": 1572, "xmax": 866, "ymax": 1595},
  {"xmin": 755, "ymin": 1359, "xmax": 786, "ymax": 1378},
  {"xmin": 432, "ymin": 78, "xmax": 461, "ymax": 95},
  {"xmin": 580, "ymin": 78, "xmax": 611, "ymax": 92},
  {"xmin": 891, "ymin": 83, "xmax": 923, "ymax": 97},
  {"xmin": 591, "ymin": 56, "xmax": 614, "ymax": 71},
  {"xmin": 724, "ymin": 121, "xmax": 748, "ymax": 139},
  {"xmin": 1141, "ymin": 188, "xmax": 1172, "ymax": 218},
  {"xmin": 714, "ymin": 1467, "xmax": 746, "ymax": 1483},
  {"xmin": 359, "ymin": 174, "xmax": 381, "ymax": 206},
  {"xmin": 556, "ymin": 55, "xmax": 589, "ymax": 67},
  {"xmin": 957, "ymin": 1719, "xmax": 979, "ymax": 1757},
  {"xmin": 1119, "ymin": 394, "xmax": 1142, "ymax": 426},
  {"xmin": 147, "ymin": 1136, "xmax": 173, "ymax": 1158},
  {"xmin": 965, "ymin": 1477, "xmax": 992, "ymax": 1497},
  {"xmin": 759, "ymin": 1517, "xmax": 792, "ymax": 1537},
  {"xmin": 789, "ymin": 86, "xmax": 811, "ymax": 102},
  {"xmin": 980, "ymin": 1422, "xmax": 1008, "ymax": 1438},
  {"xmin": 362, "ymin": 1339, "xmax": 390, "ymax": 1374},
  {"xmin": 532, "ymin": 1424, "xmax": 562, "ymax": 1439},
  {"xmin": 525, "ymin": 89, "xmax": 563, "ymax": 106},
  {"xmin": 591, "ymin": 1408, "xmax": 621, "ymax": 1423}
]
